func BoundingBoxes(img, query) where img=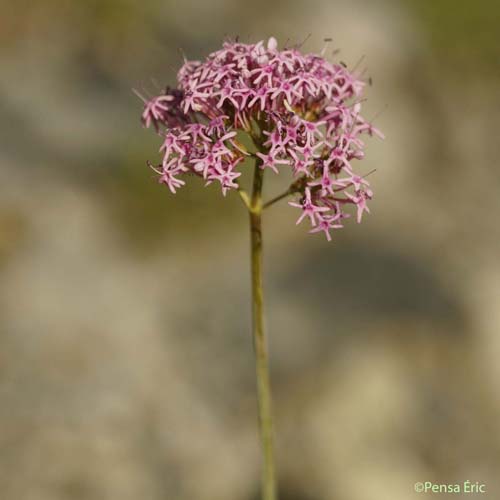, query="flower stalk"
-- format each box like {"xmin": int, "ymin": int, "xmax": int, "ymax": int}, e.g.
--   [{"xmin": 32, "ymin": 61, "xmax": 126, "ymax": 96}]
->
[{"xmin": 249, "ymin": 158, "xmax": 277, "ymax": 500}]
